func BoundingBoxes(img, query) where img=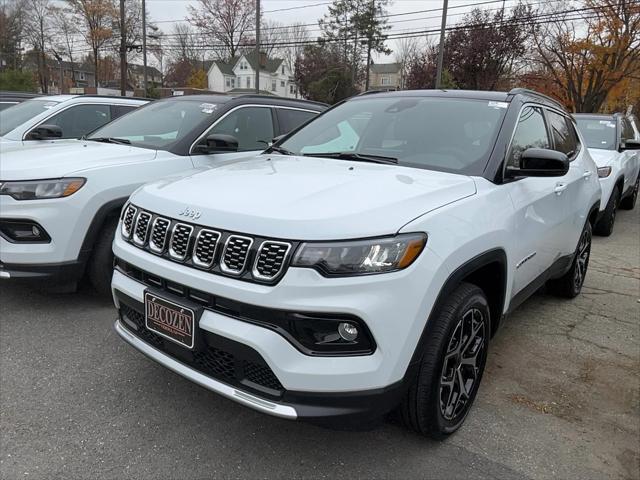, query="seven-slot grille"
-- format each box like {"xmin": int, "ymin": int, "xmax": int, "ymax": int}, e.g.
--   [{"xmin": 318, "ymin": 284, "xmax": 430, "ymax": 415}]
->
[
  {"xmin": 221, "ymin": 236, "xmax": 253, "ymax": 274},
  {"xmin": 192, "ymin": 229, "xmax": 221, "ymax": 268},
  {"xmin": 121, "ymin": 205, "xmax": 137, "ymax": 238},
  {"xmin": 121, "ymin": 205, "xmax": 293, "ymax": 283},
  {"xmin": 133, "ymin": 211, "xmax": 151, "ymax": 245},
  {"xmin": 253, "ymin": 241, "xmax": 291, "ymax": 280},
  {"xmin": 149, "ymin": 217, "xmax": 170, "ymax": 253},
  {"xmin": 169, "ymin": 223, "xmax": 193, "ymax": 260}
]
